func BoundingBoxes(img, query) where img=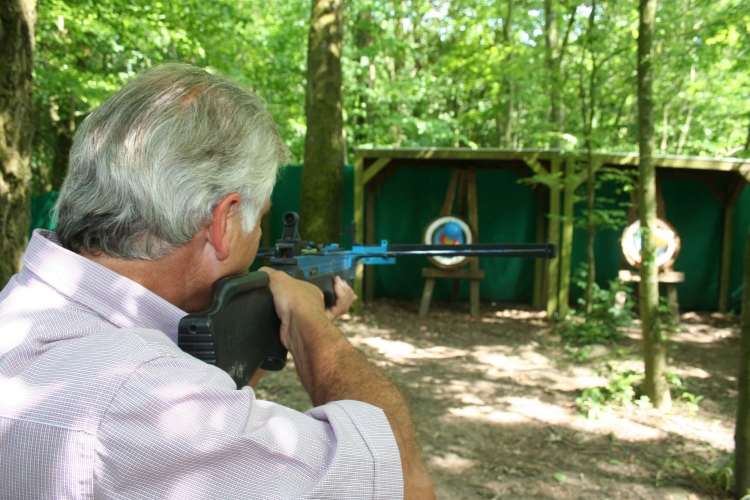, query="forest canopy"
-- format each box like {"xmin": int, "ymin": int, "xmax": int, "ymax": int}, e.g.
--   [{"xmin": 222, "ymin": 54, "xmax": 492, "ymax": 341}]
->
[{"xmin": 32, "ymin": 0, "xmax": 750, "ymax": 193}]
